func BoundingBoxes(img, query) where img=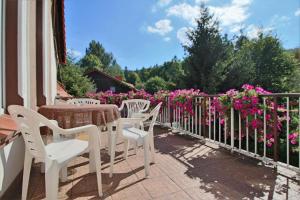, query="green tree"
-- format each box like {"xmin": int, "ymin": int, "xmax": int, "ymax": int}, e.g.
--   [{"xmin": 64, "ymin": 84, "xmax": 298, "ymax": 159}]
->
[
  {"xmin": 126, "ymin": 71, "xmax": 141, "ymax": 85},
  {"xmin": 217, "ymin": 35, "xmax": 255, "ymax": 92},
  {"xmin": 58, "ymin": 54, "xmax": 95, "ymax": 97},
  {"xmin": 105, "ymin": 64, "xmax": 125, "ymax": 78},
  {"xmin": 145, "ymin": 76, "xmax": 167, "ymax": 94},
  {"xmin": 85, "ymin": 40, "xmax": 115, "ymax": 68},
  {"xmin": 251, "ymin": 33, "xmax": 297, "ymax": 92},
  {"xmin": 80, "ymin": 54, "xmax": 103, "ymax": 71},
  {"xmin": 183, "ymin": 6, "xmax": 229, "ymax": 93}
]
